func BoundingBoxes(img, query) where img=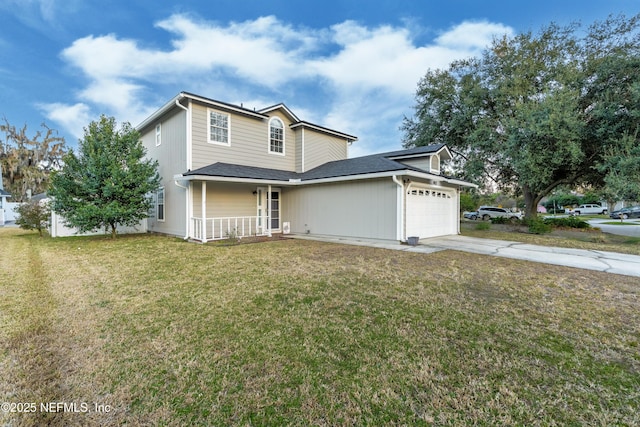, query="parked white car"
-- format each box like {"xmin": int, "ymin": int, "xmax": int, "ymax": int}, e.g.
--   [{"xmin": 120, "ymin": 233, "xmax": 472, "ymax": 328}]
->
[
  {"xmin": 477, "ymin": 206, "xmax": 523, "ymax": 221},
  {"xmin": 567, "ymin": 204, "xmax": 608, "ymax": 215}
]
